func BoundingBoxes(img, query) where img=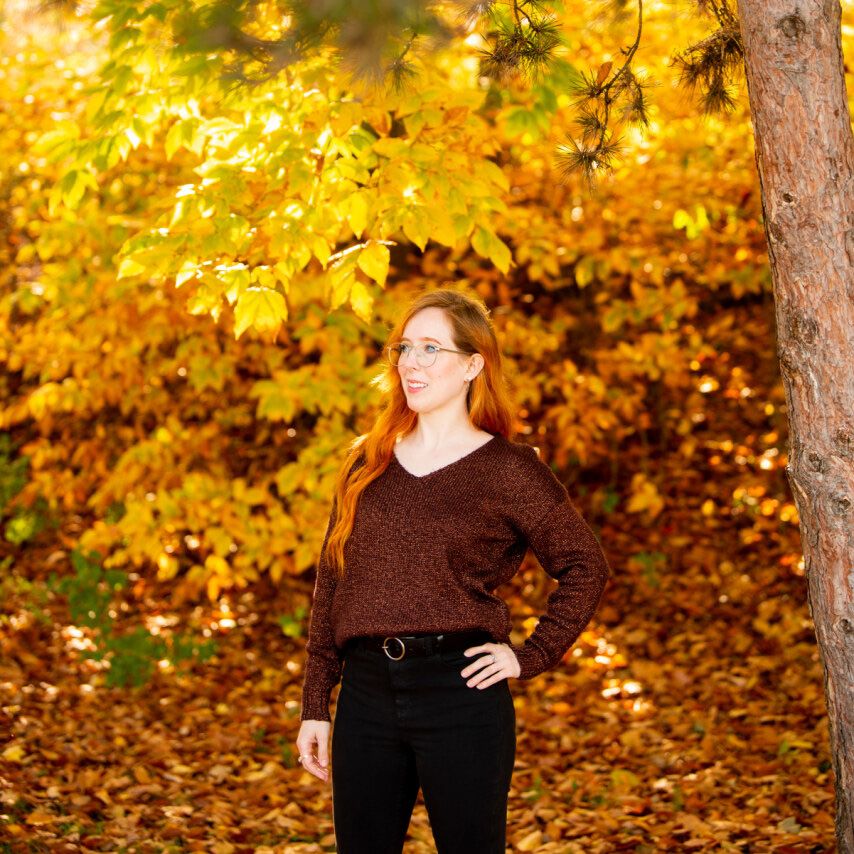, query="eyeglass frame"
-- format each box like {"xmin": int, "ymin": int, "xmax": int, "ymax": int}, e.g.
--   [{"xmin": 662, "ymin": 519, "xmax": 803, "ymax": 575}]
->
[{"xmin": 386, "ymin": 341, "xmax": 474, "ymax": 368}]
